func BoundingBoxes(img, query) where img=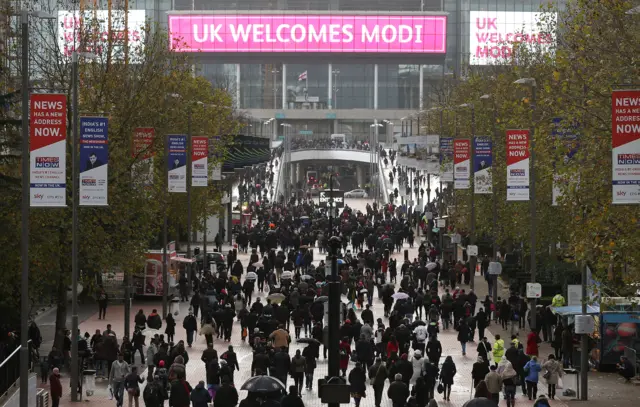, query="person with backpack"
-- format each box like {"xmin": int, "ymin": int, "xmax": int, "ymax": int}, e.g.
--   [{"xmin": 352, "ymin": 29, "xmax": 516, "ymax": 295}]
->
[
  {"xmin": 169, "ymin": 378, "xmax": 192, "ymax": 407},
  {"xmin": 182, "ymin": 311, "xmax": 198, "ymax": 348},
  {"xmin": 142, "ymin": 375, "xmax": 165, "ymax": 407},
  {"xmin": 124, "ymin": 366, "xmax": 144, "ymax": 407}
]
